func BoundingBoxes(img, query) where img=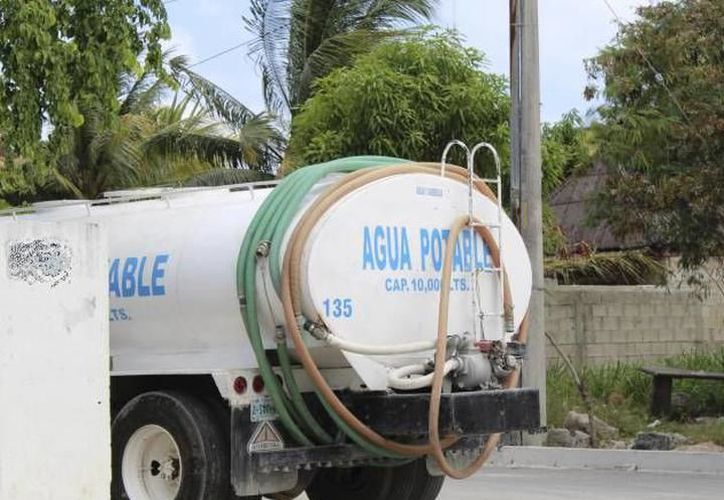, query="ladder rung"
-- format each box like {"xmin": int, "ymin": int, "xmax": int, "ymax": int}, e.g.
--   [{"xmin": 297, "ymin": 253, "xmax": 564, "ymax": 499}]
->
[
  {"xmin": 479, "ymin": 178, "xmax": 501, "ymax": 184},
  {"xmin": 470, "ymin": 222, "xmax": 501, "ymax": 229},
  {"xmin": 473, "ymin": 267, "xmax": 502, "ymax": 273}
]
